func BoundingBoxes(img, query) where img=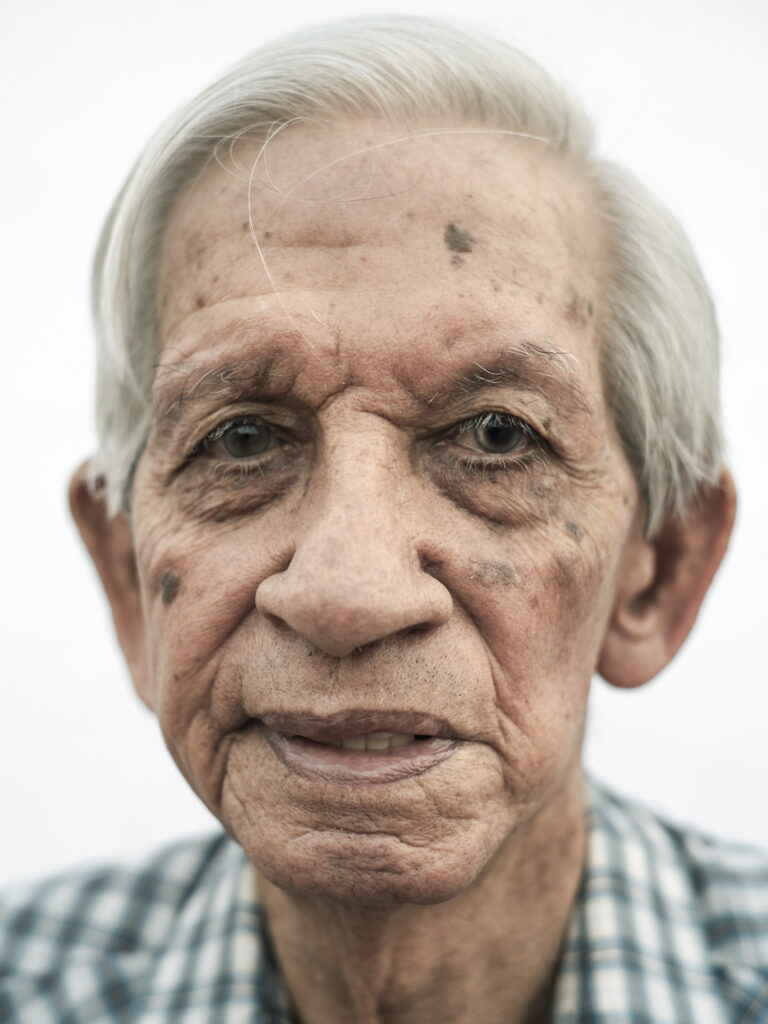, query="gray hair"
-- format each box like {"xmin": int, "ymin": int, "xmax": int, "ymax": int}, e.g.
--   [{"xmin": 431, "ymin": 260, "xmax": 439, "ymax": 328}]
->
[{"xmin": 91, "ymin": 15, "xmax": 723, "ymax": 535}]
